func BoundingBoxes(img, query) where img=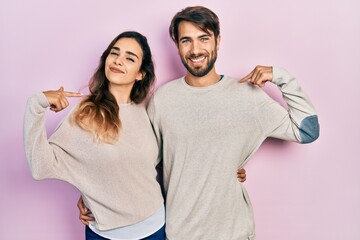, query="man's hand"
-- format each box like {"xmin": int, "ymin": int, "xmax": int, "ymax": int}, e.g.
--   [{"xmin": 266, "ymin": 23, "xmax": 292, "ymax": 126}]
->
[
  {"xmin": 237, "ymin": 168, "xmax": 247, "ymax": 182},
  {"xmin": 239, "ymin": 66, "xmax": 273, "ymax": 88},
  {"xmin": 43, "ymin": 86, "xmax": 82, "ymax": 112},
  {"xmin": 77, "ymin": 196, "xmax": 95, "ymax": 225}
]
